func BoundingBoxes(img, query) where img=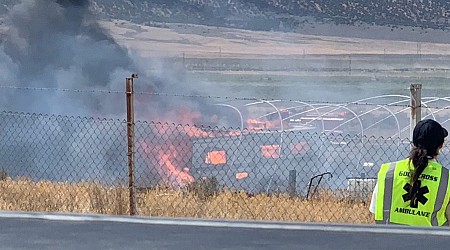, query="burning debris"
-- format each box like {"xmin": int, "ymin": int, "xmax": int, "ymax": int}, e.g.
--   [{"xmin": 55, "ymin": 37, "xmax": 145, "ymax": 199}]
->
[
  {"xmin": 0, "ymin": 1, "xmax": 346, "ymax": 193},
  {"xmin": 140, "ymin": 142, "xmax": 194, "ymax": 188},
  {"xmin": 0, "ymin": 0, "xmax": 238, "ymax": 188},
  {"xmin": 205, "ymin": 150, "xmax": 226, "ymax": 165}
]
